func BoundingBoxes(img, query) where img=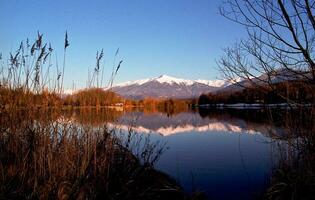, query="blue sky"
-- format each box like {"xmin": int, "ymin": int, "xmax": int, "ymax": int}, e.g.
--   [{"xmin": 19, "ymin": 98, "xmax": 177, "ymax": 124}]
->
[{"xmin": 0, "ymin": 0, "xmax": 246, "ymax": 89}]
